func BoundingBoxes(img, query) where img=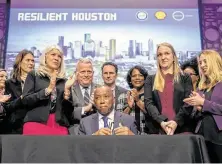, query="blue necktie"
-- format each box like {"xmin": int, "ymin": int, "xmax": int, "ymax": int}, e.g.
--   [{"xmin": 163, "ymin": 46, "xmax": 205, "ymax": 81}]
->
[{"xmin": 102, "ymin": 116, "xmax": 109, "ymax": 128}]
